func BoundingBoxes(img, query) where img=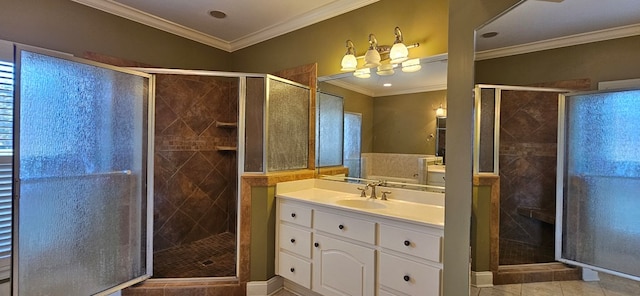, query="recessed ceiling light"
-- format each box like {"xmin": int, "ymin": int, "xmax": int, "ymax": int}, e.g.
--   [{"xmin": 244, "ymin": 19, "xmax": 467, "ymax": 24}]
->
[
  {"xmin": 481, "ymin": 32, "xmax": 498, "ymax": 38},
  {"xmin": 209, "ymin": 10, "xmax": 227, "ymax": 19},
  {"xmin": 383, "ymin": 83, "xmax": 392, "ymax": 87}
]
